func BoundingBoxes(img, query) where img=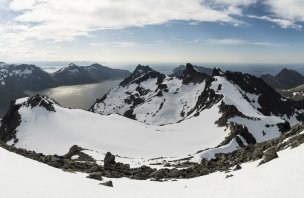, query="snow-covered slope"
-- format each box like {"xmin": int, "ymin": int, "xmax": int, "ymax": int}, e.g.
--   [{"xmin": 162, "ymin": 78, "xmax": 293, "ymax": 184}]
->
[
  {"xmin": 1, "ymin": 138, "xmax": 304, "ymax": 198},
  {"xmin": 91, "ymin": 64, "xmax": 304, "ymax": 125},
  {"xmin": 91, "ymin": 64, "xmax": 304, "ymax": 152},
  {"xmin": 2, "ymin": 64, "xmax": 304, "ymax": 167},
  {"xmin": 0, "ymin": 95, "xmax": 233, "ymax": 166}
]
